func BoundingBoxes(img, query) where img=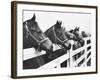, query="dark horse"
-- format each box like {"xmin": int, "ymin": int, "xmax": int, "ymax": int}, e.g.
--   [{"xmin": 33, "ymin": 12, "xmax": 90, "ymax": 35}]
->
[
  {"xmin": 81, "ymin": 31, "xmax": 91, "ymax": 38},
  {"xmin": 69, "ymin": 27, "xmax": 85, "ymax": 50},
  {"xmin": 45, "ymin": 21, "xmax": 71, "ymax": 51},
  {"xmin": 23, "ymin": 14, "xmax": 53, "ymax": 61}
]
